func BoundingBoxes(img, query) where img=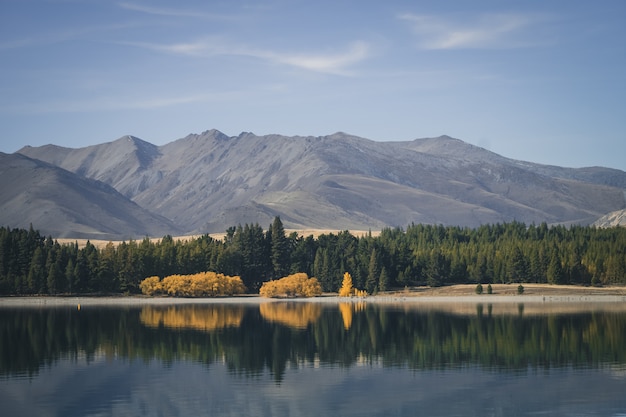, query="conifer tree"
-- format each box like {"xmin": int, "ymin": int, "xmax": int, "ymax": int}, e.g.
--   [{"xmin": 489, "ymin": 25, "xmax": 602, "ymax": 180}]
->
[
  {"xmin": 47, "ymin": 259, "xmax": 62, "ymax": 294},
  {"xmin": 547, "ymin": 251, "xmax": 565, "ymax": 284},
  {"xmin": 366, "ymin": 249, "xmax": 379, "ymax": 294},
  {"xmin": 270, "ymin": 217, "xmax": 290, "ymax": 279},
  {"xmin": 27, "ymin": 247, "xmax": 45, "ymax": 294},
  {"xmin": 378, "ymin": 267, "xmax": 388, "ymax": 292}
]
